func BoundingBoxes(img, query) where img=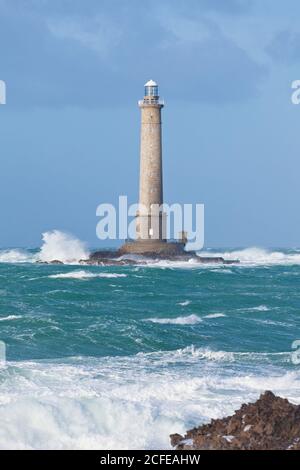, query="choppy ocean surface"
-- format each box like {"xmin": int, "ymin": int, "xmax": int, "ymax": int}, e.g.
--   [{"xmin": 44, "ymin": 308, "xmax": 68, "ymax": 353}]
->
[{"xmin": 0, "ymin": 232, "xmax": 300, "ymax": 449}]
